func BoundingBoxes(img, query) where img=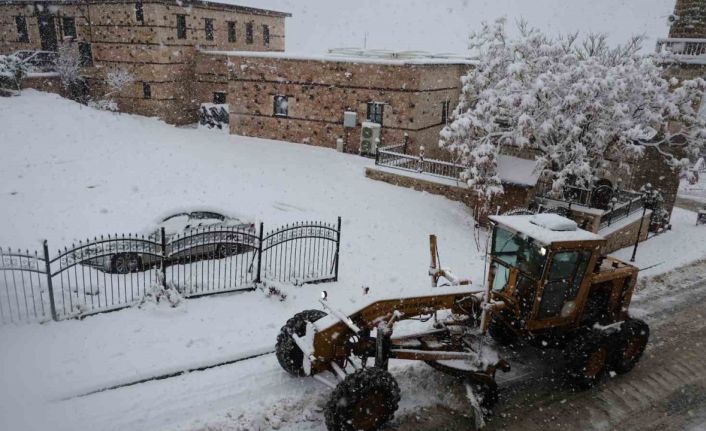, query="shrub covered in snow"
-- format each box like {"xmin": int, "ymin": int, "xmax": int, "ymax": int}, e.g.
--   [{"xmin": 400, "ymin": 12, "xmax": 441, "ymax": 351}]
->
[
  {"xmin": 89, "ymin": 69, "xmax": 134, "ymax": 112},
  {"xmin": 441, "ymin": 19, "xmax": 706, "ymax": 199},
  {"xmin": 0, "ymin": 54, "xmax": 27, "ymax": 93}
]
